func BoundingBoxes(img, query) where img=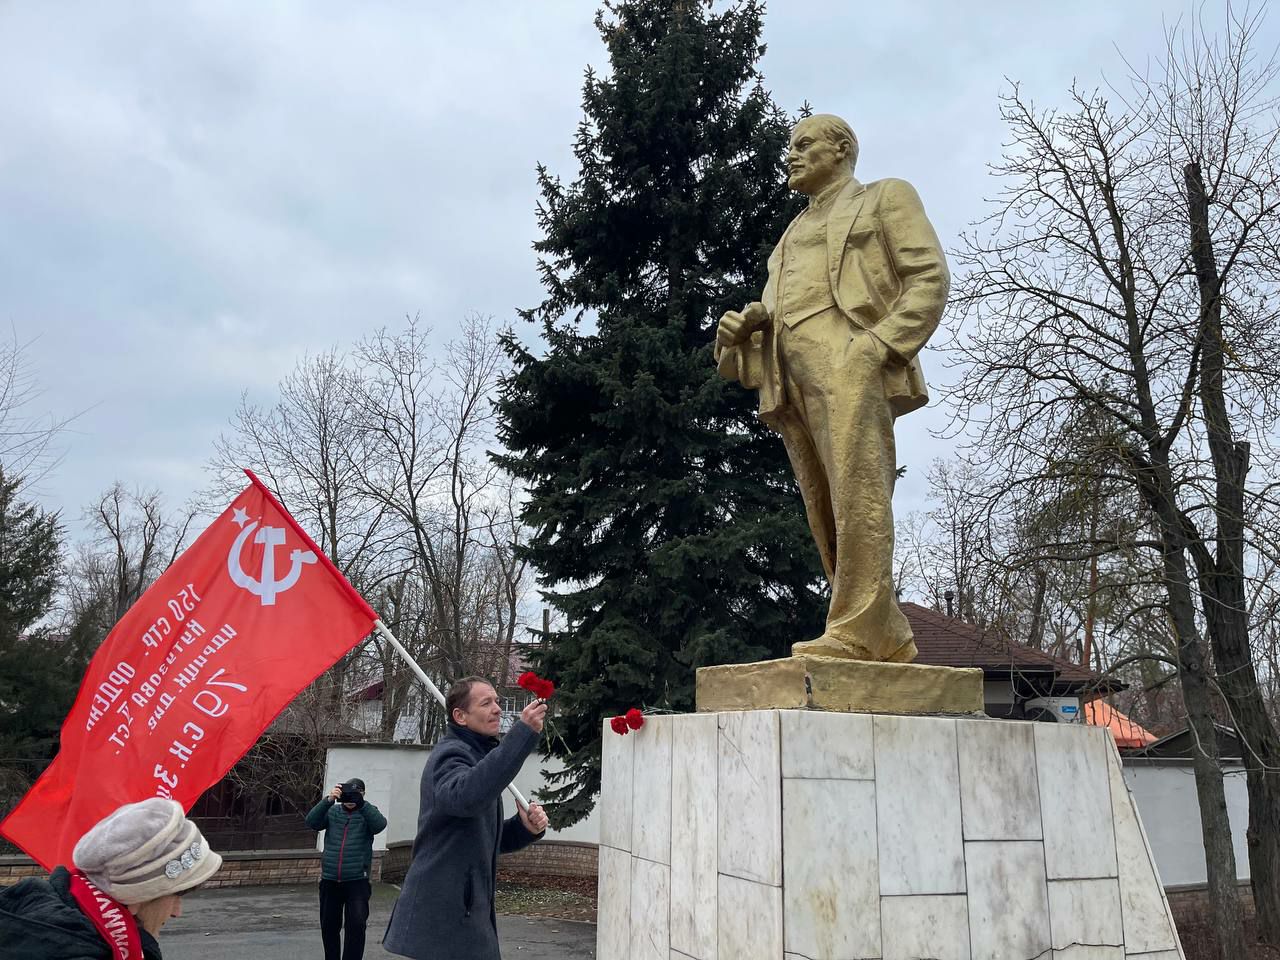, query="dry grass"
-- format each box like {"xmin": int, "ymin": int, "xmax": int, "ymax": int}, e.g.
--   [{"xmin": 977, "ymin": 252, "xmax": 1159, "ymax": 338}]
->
[
  {"xmin": 495, "ymin": 870, "xmax": 597, "ymax": 922},
  {"xmin": 1176, "ymin": 919, "xmax": 1280, "ymax": 960}
]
